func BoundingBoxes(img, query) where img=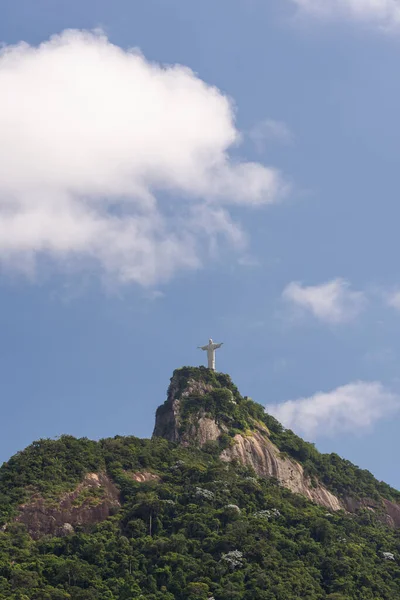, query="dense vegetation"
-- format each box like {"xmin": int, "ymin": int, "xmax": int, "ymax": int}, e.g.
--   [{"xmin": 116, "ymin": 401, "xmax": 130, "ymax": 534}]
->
[
  {"xmin": 1, "ymin": 434, "xmax": 400, "ymax": 599},
  {"xmin": 0, "ymin": 367, "xmax": 400, "ymax": 599}
]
